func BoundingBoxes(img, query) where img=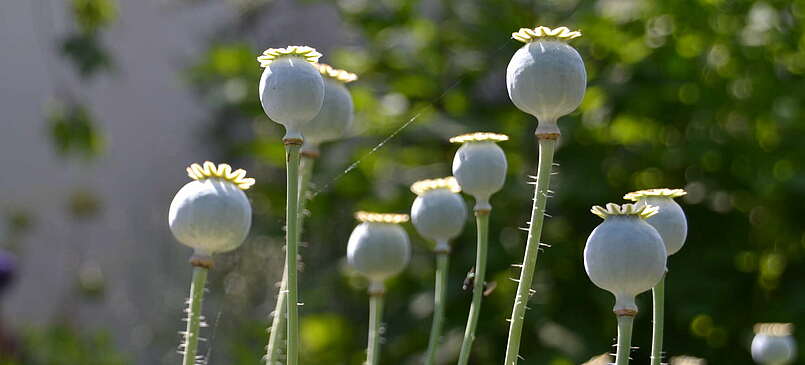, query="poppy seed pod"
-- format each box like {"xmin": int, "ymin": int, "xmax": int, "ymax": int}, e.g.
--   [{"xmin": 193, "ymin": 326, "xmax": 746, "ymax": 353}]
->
[
  {"xmin": 300, "ymin": 64, "xmax": 357, "ymax": 156},
  {"xmin": 347, "ymin": 212, "xmax": 412, "ymax": 290},
  {"xmin": 169, "ymin": 162, "xmax": 255, "ymax": 257},
  {"xmin": 450, "ymin": 132, "xmax": 509, "ymax": 212},
  {"xmin": 507, "ymin": 26, "xmax": 586, "ymax": 136},
  {"xmin": 624, "ymin": 188, "xmax": 688, "ymax": 256},
  {"xmin": 584, "ymin": 203, "xmax": 666, "ymax": 314},
  {"xmin": 752, "ymin": 323, "xmax": 797, "ymax": 365},
  {"xmin": 258, "ymin": 46, "xmax": 325, "ymax": 141},
  {"xmin": 410, "ymin": 177, "xmax": 467, "ymax": 252}
]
